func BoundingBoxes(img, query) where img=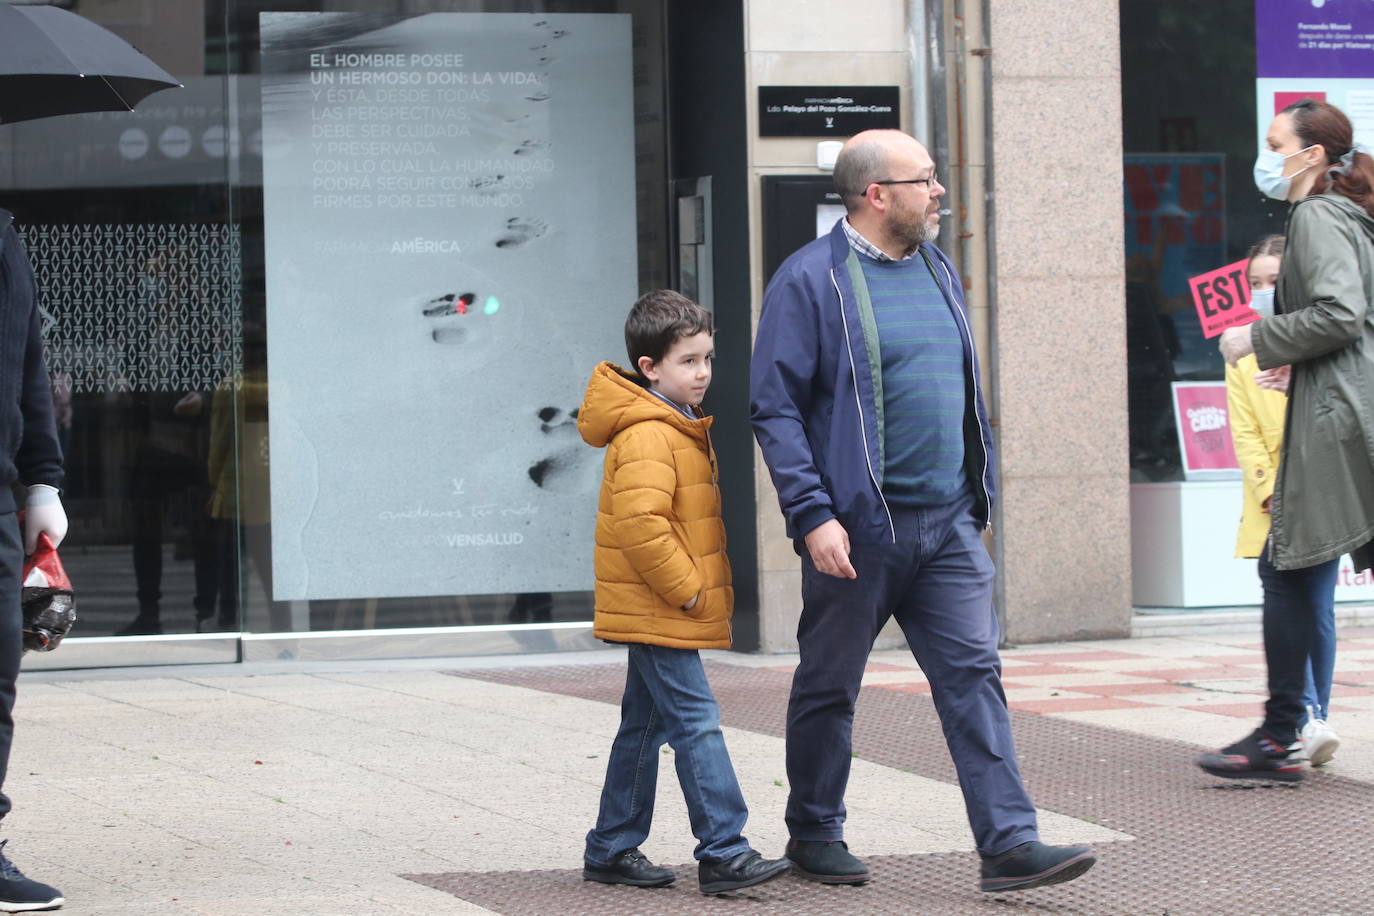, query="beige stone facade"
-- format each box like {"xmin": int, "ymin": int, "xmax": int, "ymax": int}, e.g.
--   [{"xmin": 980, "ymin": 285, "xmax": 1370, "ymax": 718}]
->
[{"xmin": 745, "ymin": 0, "xmax": 1132, "ymax": 649}]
